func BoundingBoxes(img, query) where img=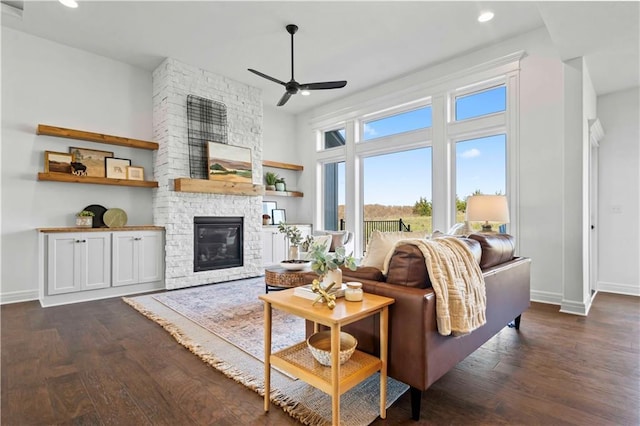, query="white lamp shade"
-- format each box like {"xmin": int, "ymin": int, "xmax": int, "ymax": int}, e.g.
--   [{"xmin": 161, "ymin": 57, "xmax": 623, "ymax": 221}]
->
[{"xmin": 465, "ymin": 195, "xmax": 510, "ymax": 223}]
